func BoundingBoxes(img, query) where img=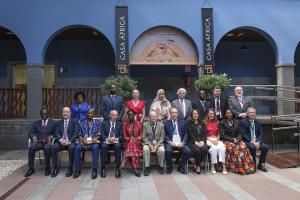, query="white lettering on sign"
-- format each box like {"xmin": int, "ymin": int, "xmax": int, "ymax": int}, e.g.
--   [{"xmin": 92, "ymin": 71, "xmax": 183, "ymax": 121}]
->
[{"xmin": 119, "ymin": 16, "xmax": 127, "ymax": 61}]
